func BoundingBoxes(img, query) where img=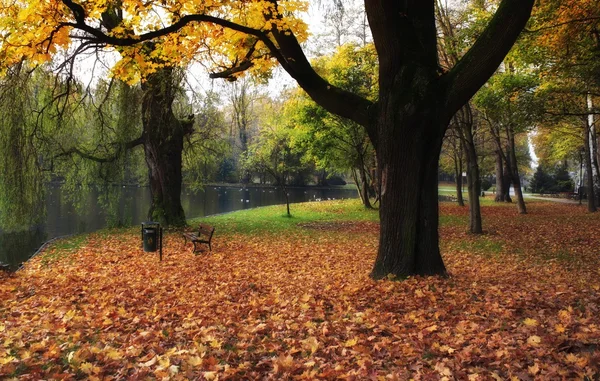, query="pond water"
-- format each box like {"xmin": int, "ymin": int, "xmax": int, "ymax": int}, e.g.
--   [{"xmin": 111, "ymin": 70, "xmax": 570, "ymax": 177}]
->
[{"xmin": 0, "ymin": 184, "xmax": 358, "ymax": 270}]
